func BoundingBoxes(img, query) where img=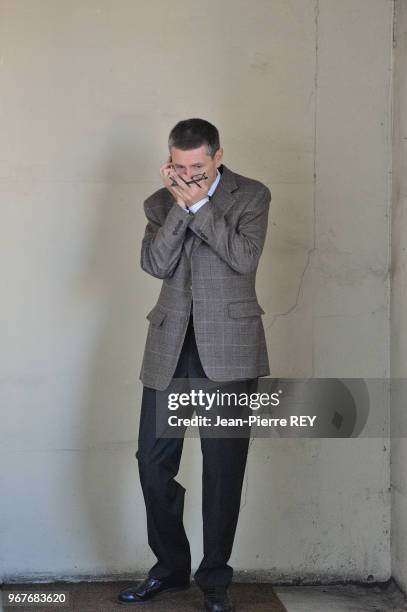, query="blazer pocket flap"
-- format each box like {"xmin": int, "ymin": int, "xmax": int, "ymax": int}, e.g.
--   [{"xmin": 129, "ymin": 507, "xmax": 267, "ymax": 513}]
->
[
  {"xmin": 146, "ymin": 306, "xmax": 167, "ymax": 326},
  {"xmin": 228, "ymin": 300, "xmax": 265, "ymax": 318}
]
